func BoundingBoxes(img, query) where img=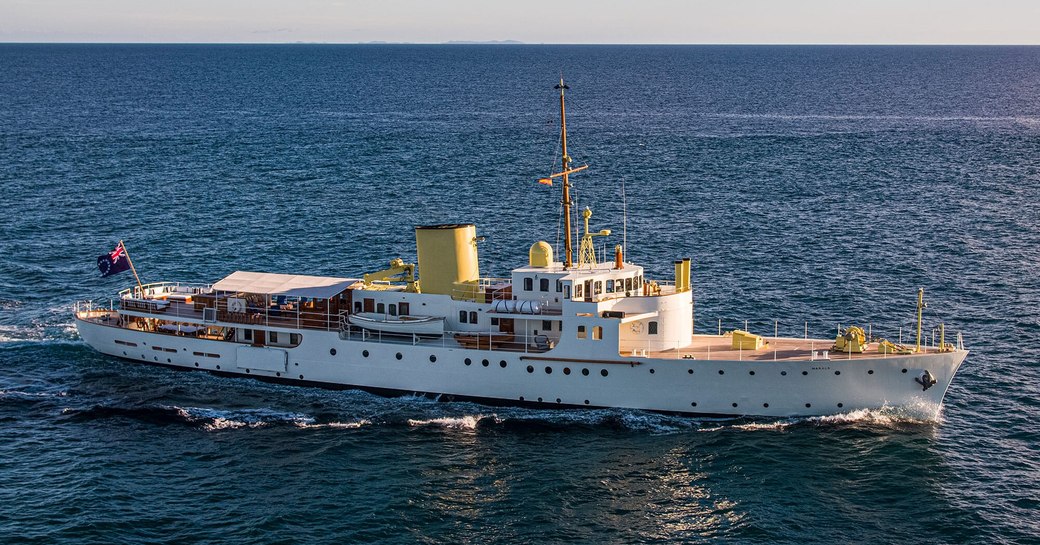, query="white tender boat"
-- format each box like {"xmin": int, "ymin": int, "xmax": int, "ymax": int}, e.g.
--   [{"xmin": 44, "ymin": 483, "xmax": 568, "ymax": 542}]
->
[
  {"xmin": 73, "ymin": 79, "xmax": 967, "ymax": 418},
  {"xmin": 347, "ymin": 313, "xmax": 445, "ymax": 338}
]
